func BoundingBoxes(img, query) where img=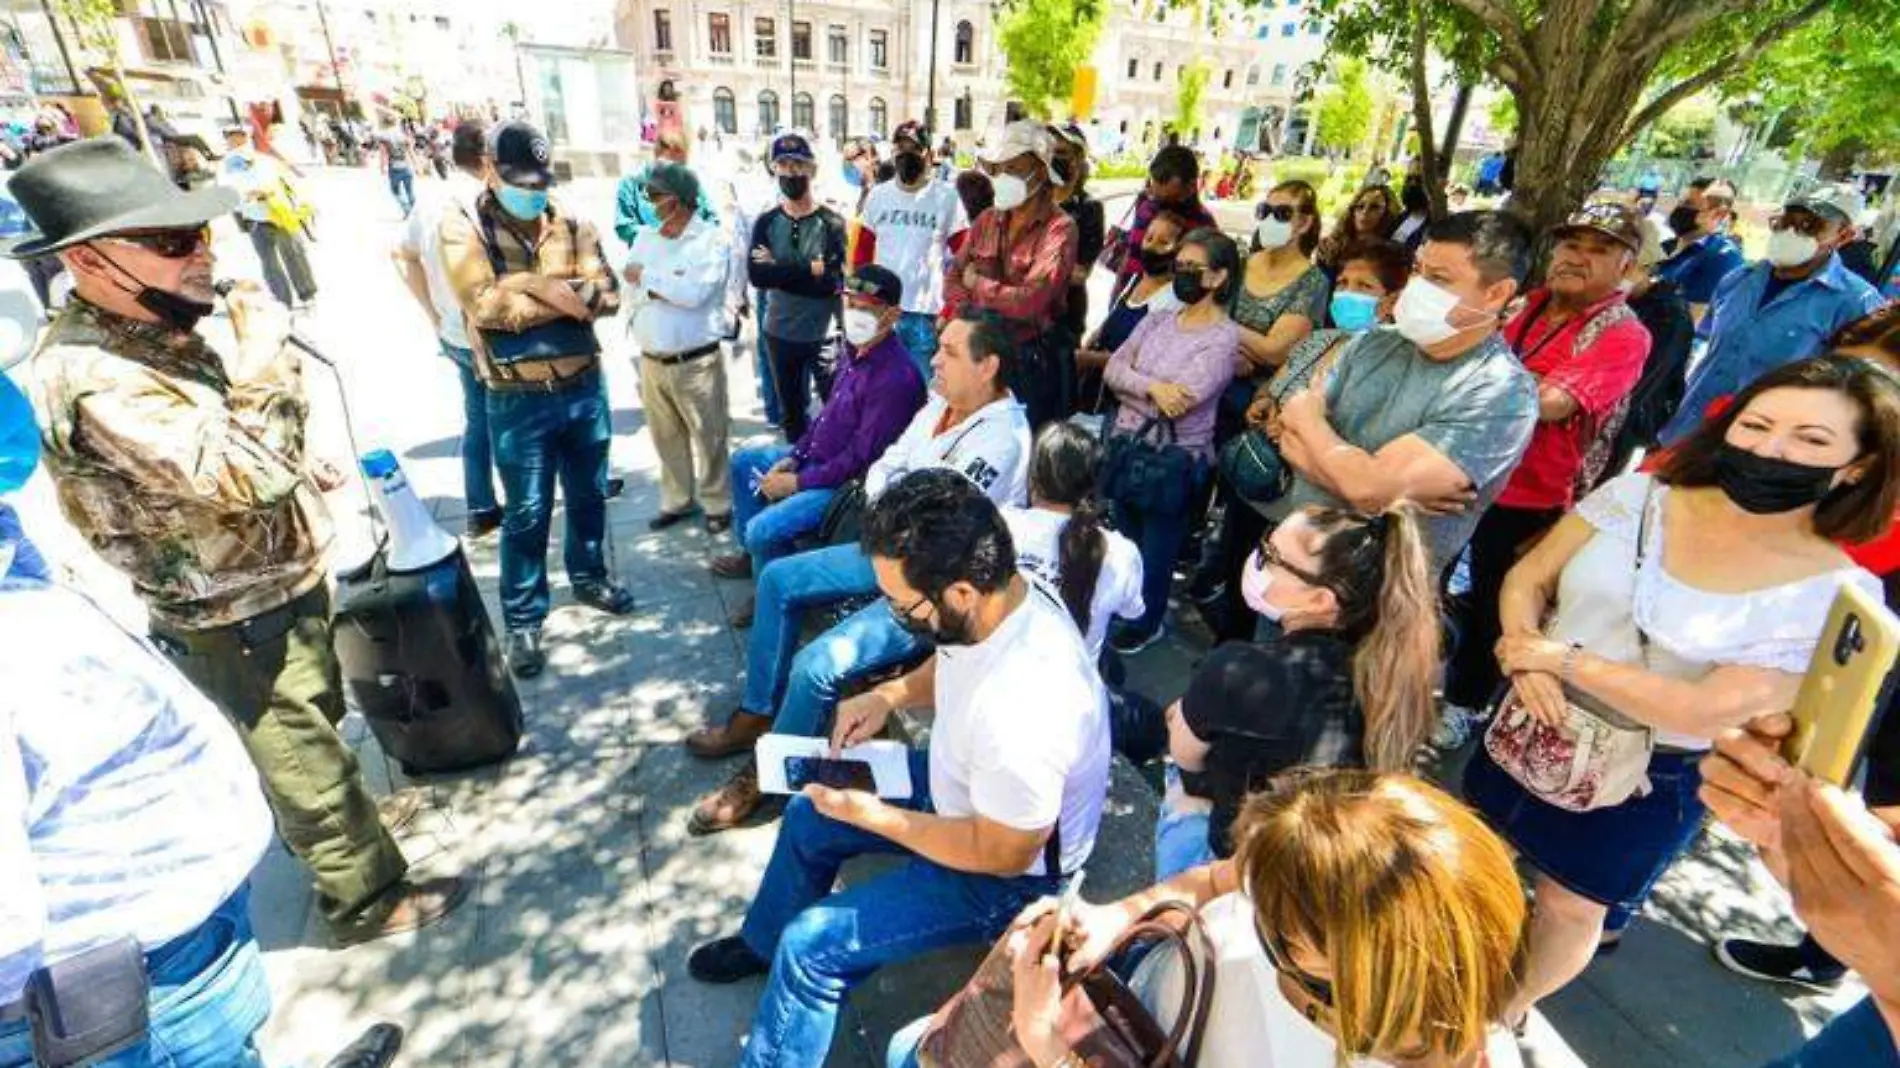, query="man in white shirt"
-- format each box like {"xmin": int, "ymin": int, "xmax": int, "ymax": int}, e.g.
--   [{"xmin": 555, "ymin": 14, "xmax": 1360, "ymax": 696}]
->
[
  {"xmin": 687, "ymin": 470, "xmax": 1109, "ymax": 1068},
  {"xmin": 393, "ymin": 121, "xmax": 500, "ymax": 538},
  {"xmin": 626, "ymin": 161, "xmax": 734, "ymax": 531},
  {"xmin": 851, "ymin": 120, "xmax": 967, "ymax": 376},
  {"xmin": 219, "ymin": 125, "xmax": 316, "ymax": 311}
]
